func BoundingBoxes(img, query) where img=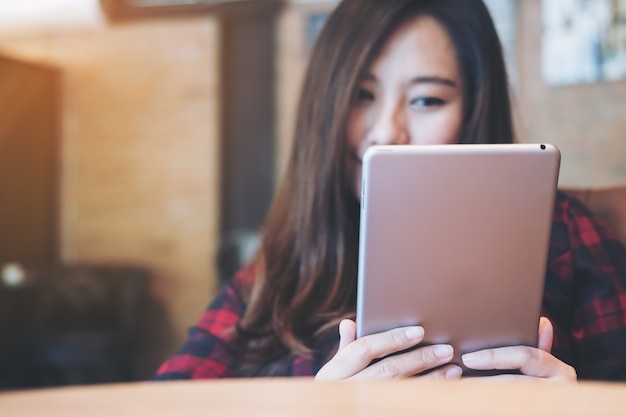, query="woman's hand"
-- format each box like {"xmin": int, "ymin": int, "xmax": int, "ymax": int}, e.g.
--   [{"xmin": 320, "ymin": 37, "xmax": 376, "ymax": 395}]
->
[
  {"xmin": 461, "ymin": 317, "xmax": 577, "ymax": 381},
  {"xmin": 315, "ymin": 319, "xmax": 462, "ymax": 381}
]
